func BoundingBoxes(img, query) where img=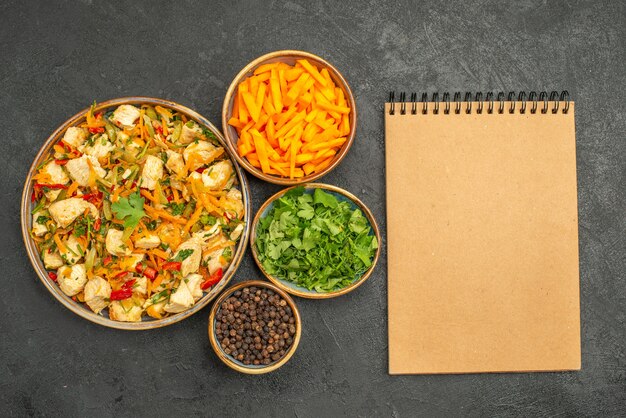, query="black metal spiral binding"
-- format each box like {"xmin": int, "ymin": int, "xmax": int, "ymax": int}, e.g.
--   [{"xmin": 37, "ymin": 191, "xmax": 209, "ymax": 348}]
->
[
  {"xmin": 388, "ymin": 91, "xmax": 571, "ymax": 115},
  {"xmin": 529, "ymin": 91, "xmax": 538, "ymax": 114},
  {"xmin": 486, "ymin": 91, "xmax": 494, "ymax": 114}
]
